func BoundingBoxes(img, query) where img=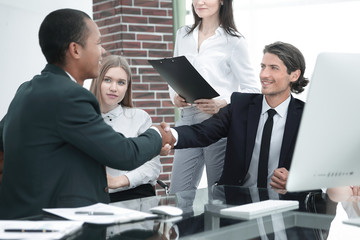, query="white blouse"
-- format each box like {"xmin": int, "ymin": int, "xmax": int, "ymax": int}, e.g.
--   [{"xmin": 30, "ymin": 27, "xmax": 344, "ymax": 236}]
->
[
  {"xmin": 102, "ymin": 105, "xmax": 161, "ymax": 193},
  {"xmin": 169, "ymin": 25, "xmax": 260, "ymax": 105}
]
